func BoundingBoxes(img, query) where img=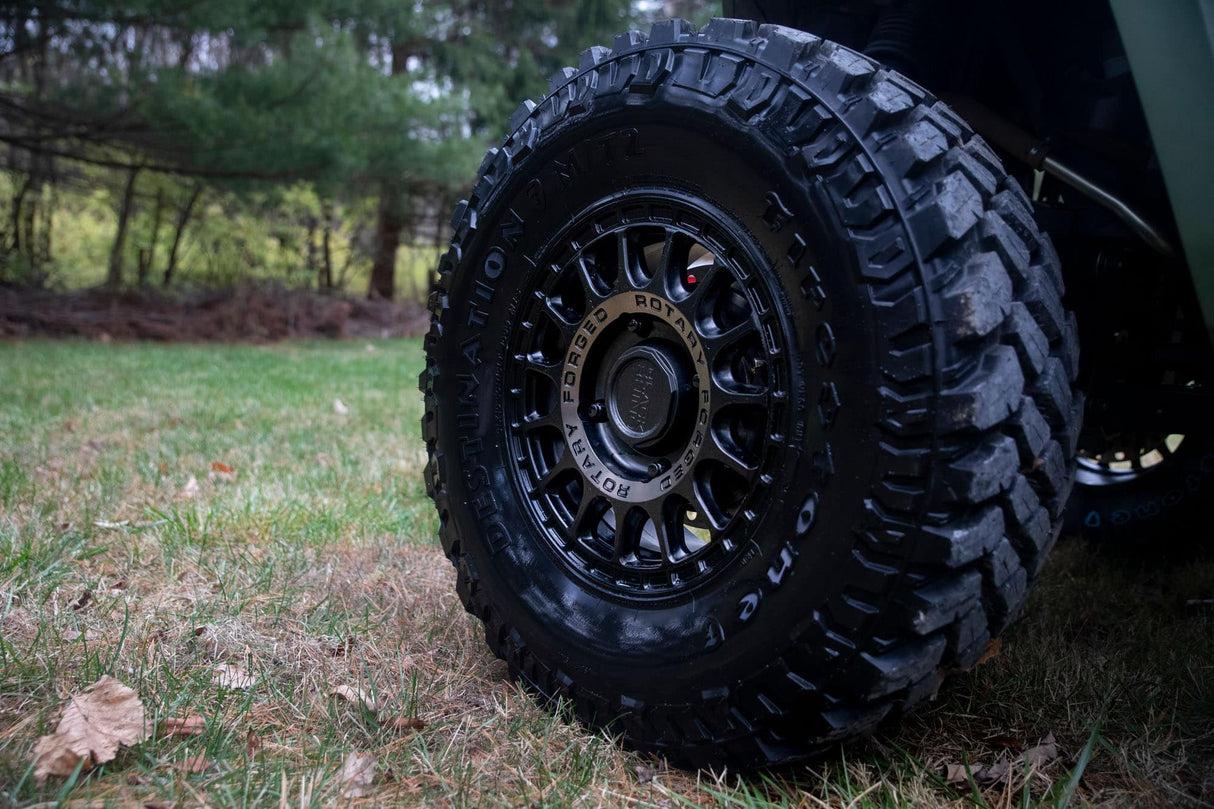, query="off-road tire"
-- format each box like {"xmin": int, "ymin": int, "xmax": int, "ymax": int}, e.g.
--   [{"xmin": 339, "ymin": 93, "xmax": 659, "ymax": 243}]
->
[{"xmin": 421, "ymin": 19, "xmax": 1081, "ymax": 770}]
